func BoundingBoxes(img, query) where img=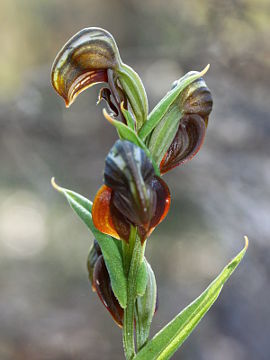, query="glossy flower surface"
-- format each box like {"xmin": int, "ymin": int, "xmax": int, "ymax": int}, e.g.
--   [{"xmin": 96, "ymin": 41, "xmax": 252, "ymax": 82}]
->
[
  {"xmin": 159, "ymin": 75, "xmax": 213, "ymax": 174},
  {"xmin": 51, "ymin": 27, "xmax": 121, "ymax": 107},
  {"xmin": 93, "ymin": 255, "xmax": 124, "ymax": 327},
  {"xmin": 87, "ymin": 239, "xmax": 124, "ymax": 326},
  {"xmin": 92, "ymin": 140, "xmax": 170, "ymax": 242},
  {"xmin": 87, "ymin": 238, "xmax": 102, "ymax": 291}
]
